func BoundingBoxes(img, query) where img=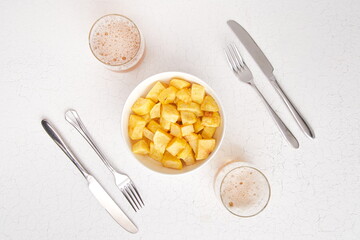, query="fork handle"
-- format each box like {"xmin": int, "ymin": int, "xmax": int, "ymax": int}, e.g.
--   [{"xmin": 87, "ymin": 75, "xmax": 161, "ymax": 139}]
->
[
  {"xmin": 41, "ymin": 120, "xmax": 90, "ymax": 178},
  {"xmin": 251, "ymin": 85, "xmax": 299, "ymax": 148},
  {"xmin": 269, "ymin": 76, "xmax": 315, "ymax": 139},
  {"xmin": 65, "ymin": 109, "xmax": 115, "ymax": 173}
]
